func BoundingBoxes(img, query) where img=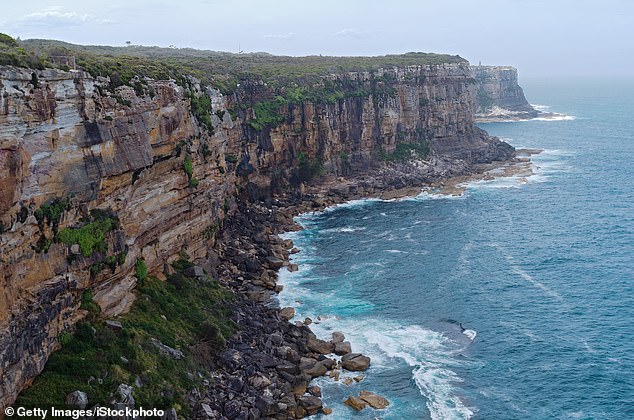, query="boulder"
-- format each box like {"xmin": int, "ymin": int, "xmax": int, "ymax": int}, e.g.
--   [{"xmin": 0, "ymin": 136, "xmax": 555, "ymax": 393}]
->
[
  {"xmin": 279, "ymin": 307, "xmax": 295, "ymax": 321},
  {"xmin": 307, "ymin": 337, "xmax": 334, "ymax": 355},
  {"xmin": 298, "ymin": 395, "xmax": 323, "ymax": 416},
  {"xmin": 224, "ymin": 400, "xmax": 242, "ymax": 419},
  {"xmin": 341, "ymin": 353, "xmax": 370, "ymax": 371},
  {"xmin": 322, "ymin": 407, "xmax": 333, "ymax": 415},
  {"xmin": 287, "ymin": 263, "xmax": 299, "ymax": 272},
  {"xmin": 299, "ymin": 357, "xmax": 318, "ymax": 371},
  {"xmin": 249, "ymin": 373, "xmax": 272, "ymax": 388},
  {"xmin": 266, "ymin": 256, "xmax": 285, "ymax": 268},
  {"xmin": 344, "ymin": 396, "xmax": 367, "ymax": 411},
  {"xmin": 304, "ymin": 361, "xmax": 327, "ymax": 378},
  {"xmin": 334, "ymin": 341, "xmax": 352, "ymax": 355},
  {"xmin": 331, "ymin": 331, "xmax": 345, "ymax": 343},
  {"xmin": 65, "ymin": 390, "xmax": 88, "ymax": 409},
  {"xmin": 307, "ymin": 385, "xmax": 321, "ymax": 397},
  {"xmin": 105, "ymin": 320, "xmax": 123, "ymax": 331},
  {"xmin": 113, "ymin": 384, "xmax": 135, "ymax": 408},
  {"xmin": 201, "ymin": 403, "xmax": 214, "ymax": 418},
  {"xmin": 184, "ymin": 265, "xmax": 205, "ymax": 278},
  {"xmin": 256, "ymin": 395, "xmax": 279, "ymax": 416},
  {"xmin": 150, "ymin": 338, "xmax": 184, "ymax": 360},
  {"xmin": 320, "ymin": 358, "xmax": 336, "ymax": 370},
  {"xmin": 359, "ymin": 390, "xmax": 389, "ymax": 409}
]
